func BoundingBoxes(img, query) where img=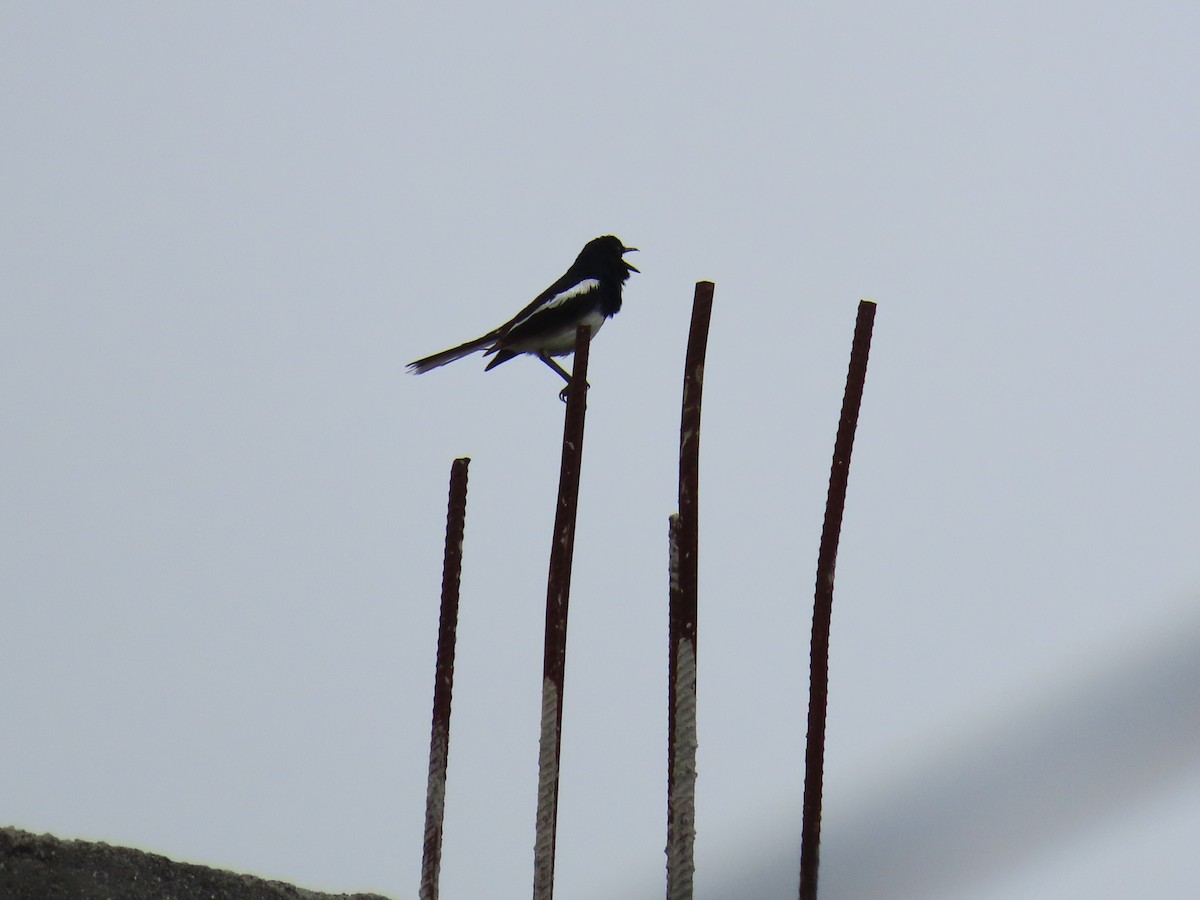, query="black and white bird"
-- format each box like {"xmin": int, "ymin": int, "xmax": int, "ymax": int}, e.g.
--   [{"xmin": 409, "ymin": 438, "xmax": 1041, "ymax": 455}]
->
[{"xmin": 407, "ymin": 235, "xmax": 638, "ymax": 391}]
